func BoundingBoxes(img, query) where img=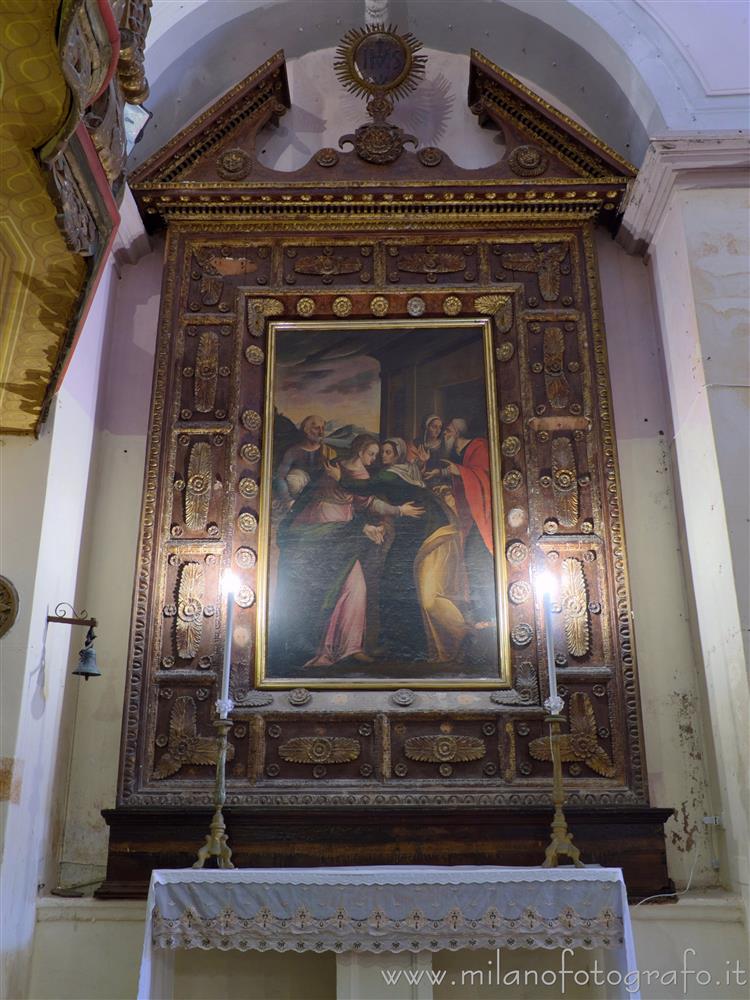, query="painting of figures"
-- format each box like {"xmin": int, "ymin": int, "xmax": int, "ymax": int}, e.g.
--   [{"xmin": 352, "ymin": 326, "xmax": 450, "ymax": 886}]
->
[{"xmin": 256, "ymin": 319, "xmax": 509, "ymax": 687}]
